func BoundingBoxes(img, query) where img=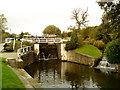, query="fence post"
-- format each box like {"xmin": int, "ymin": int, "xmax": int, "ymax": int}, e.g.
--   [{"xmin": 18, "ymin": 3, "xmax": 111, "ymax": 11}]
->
[{"xmin": 26, "ymin": 47, "xmax": 28, "ymax": 52}]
